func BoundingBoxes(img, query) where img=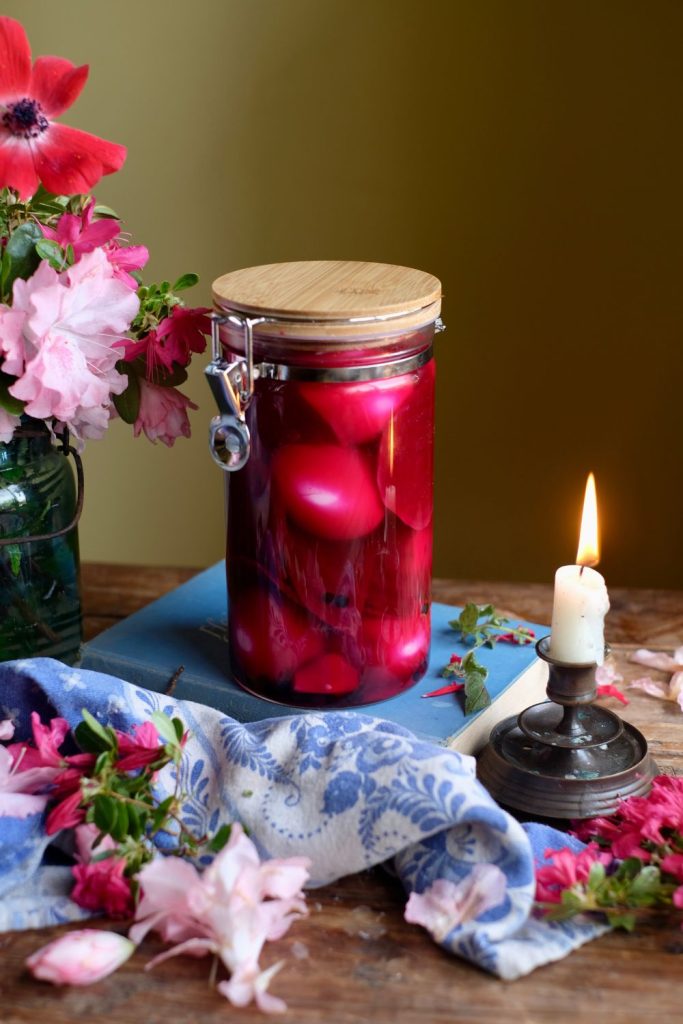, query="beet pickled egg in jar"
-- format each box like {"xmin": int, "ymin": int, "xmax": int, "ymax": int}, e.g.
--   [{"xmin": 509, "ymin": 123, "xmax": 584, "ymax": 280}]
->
[{"xmin": 205, "ymin": 261, "xmax": 442, "ymax": 708}]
